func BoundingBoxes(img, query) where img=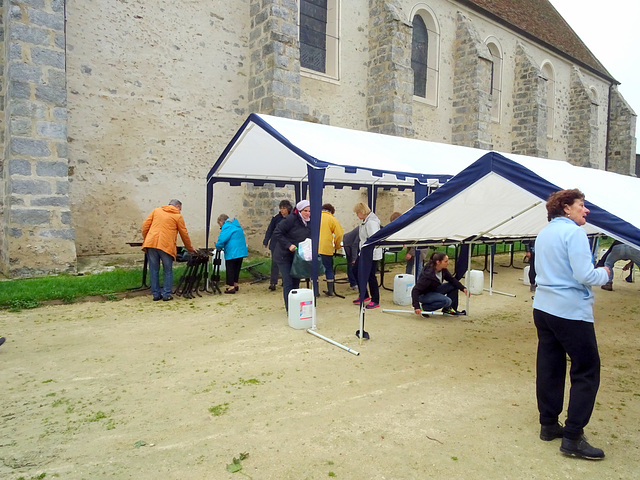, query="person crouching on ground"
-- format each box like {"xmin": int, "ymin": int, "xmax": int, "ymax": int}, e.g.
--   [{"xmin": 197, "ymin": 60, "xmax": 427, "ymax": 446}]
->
[
  {"xmin": 142, "ymin": 199, "xmax": 197, "ymax": 301},
  {"xmin": 319, "ymin": 203, "xmax": 344, "ymax": 296},
  {"xmin": 532, "ymin": 188, "xmax": 610, "ymax": 460},
  {"xmin": 215, "ymin": 214, "xmax": 248, "ymax": 294},
  {"xmin": 272, "ymin": 200, "xmax": 311, "ymax": 312},
  {"xmin": 411, "ymin": 252, "xmax": 467, "ymax": 316}
]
